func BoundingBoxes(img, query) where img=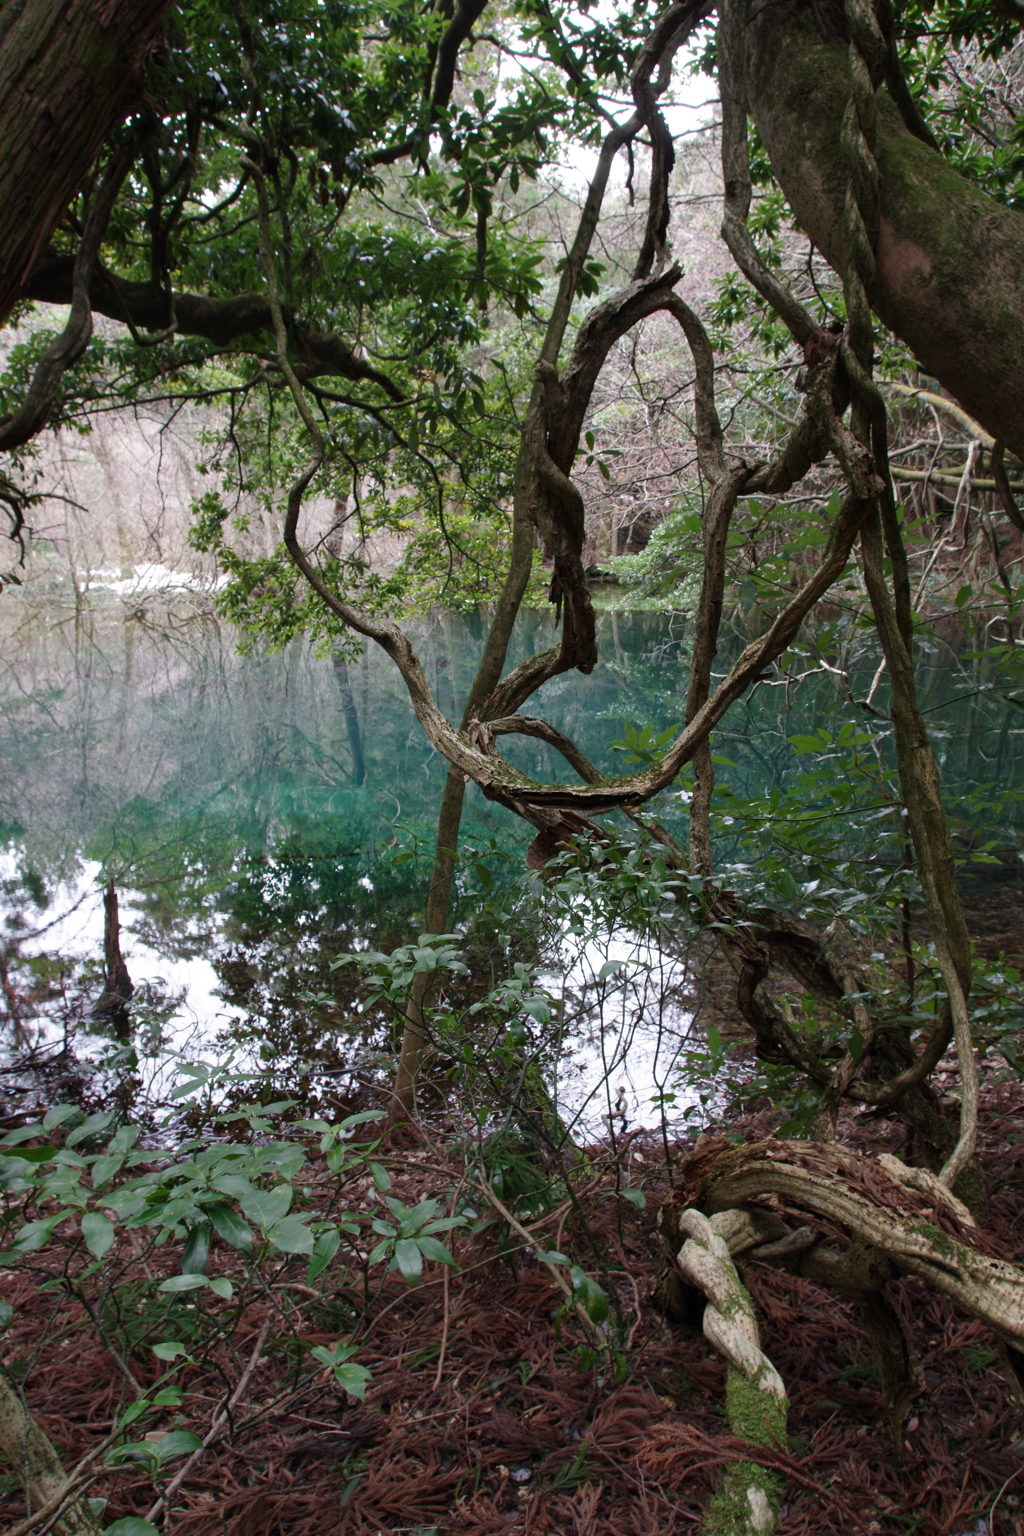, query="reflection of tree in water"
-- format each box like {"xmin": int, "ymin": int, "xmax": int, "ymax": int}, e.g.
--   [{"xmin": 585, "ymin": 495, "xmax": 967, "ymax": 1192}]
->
[{"xmin": 0, "ymin": 598, "xmax": 1022, "ymax": 1119}]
